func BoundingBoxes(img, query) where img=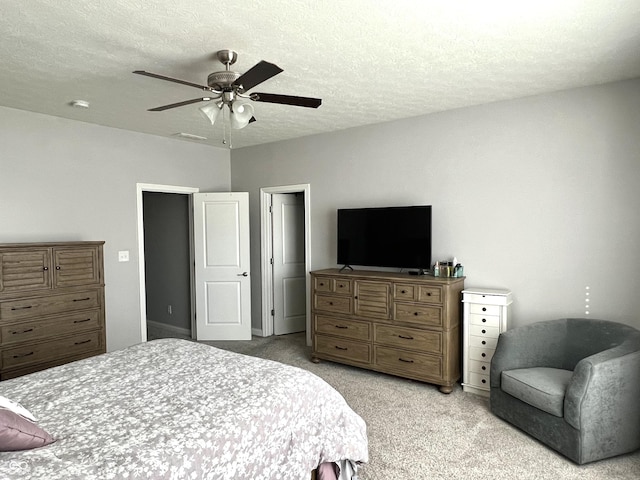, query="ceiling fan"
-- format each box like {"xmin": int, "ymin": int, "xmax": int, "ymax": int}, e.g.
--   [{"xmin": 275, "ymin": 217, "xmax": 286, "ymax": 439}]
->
[{"xmin": 133, "ymin": 50, "xmax": 322, "ymax": 131}]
